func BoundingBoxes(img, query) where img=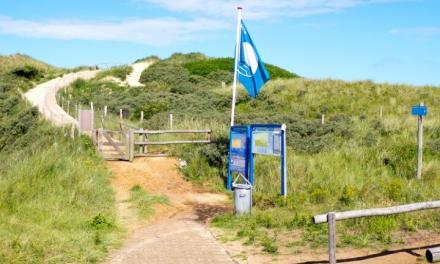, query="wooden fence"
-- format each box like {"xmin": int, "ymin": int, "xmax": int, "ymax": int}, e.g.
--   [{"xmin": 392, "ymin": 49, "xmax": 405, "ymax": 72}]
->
[
  {"xmin": 133, "ymin": 129, "xmax": 212, "ymax": 157},
  {"xmin": 313, "ymin": 200, "xmax": 440, "ymax": 264},
  {"xmin": 96, "ymin": 128, "xmax": 212, "ymax": 160}
]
